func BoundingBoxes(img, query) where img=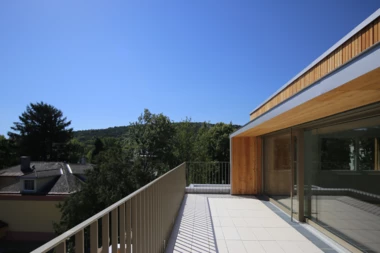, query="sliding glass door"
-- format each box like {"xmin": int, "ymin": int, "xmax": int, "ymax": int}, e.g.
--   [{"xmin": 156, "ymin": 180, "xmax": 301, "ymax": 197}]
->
[{"xmin": 304, "ymin": 115, "xmax": 380, "ymax": 252}]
